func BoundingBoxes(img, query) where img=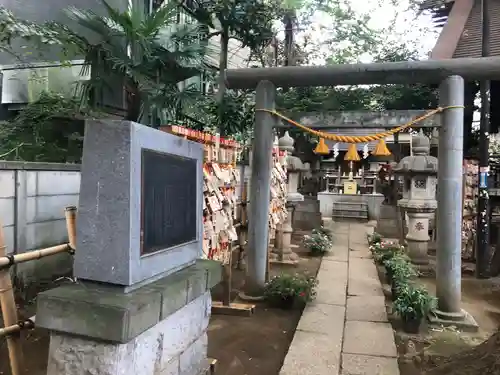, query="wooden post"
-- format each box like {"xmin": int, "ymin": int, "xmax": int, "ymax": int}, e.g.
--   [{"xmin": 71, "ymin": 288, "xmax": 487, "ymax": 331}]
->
[
  {"xmin": 211, "ymin": 242, "xmax": 255, "ymax": 316},
  {"xmin": 0, "ymin": 220, "xmax": 23, "ymax": 375},
  {"xmin": 65, "ymin": 206, "xmax": 77, "ymax": 249},
  {"xmin": 221, "ymin": 246, "xmax": 232, "ymax": 307},
  {"xmin": 211, "ymin": 183, "xmax": 255, "ymax": 316}
]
